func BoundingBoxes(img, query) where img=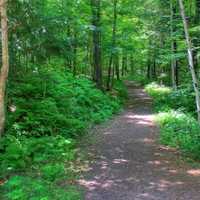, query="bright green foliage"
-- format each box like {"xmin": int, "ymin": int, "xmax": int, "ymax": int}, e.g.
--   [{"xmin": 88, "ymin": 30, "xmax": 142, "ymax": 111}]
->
[
  {"xmin": 1, "ymin": 68, "xmax": 123, "ymax": 199},
  {"xmin": 1, "ymin": 176, "xmax": 81, "ymax": 200},
  {"xmin": 156, "ymin": 111, "xmax": 200, "ymax": 160},
  {"xmin": 3, "ymin": 0, "xmax": 200, "ymax": 198},
  {"xmin": 125, "ymin": 75, "xmax": 149, "ymax": 86},
  {"xmin": 0, "ymin": 136, "xmax": 74, "ymax": 175},
  {"xmin": 0, "ymin": 135, "xmax": 81, "ymax": 200},
  {"xmin": 145, "ymin": 83, "xmax": 173, "ymax": 111},
  {"xmin": 145, "ymin": 83, "xmax": 196, "ymax": 115},
  {"xmin": 7, "ymin": 70, "xmax": 121, "ymax": 137},
  {"xmin": 113, "ymin": 80, "xmax": 128, "ymax": 102},
  {"xmin": 41, "ymin": 163, "xmax": 66, "ymax": 181},
  {"xmin": 146, "ymin": 82, "xmax": 200, "ymax": 159}
]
